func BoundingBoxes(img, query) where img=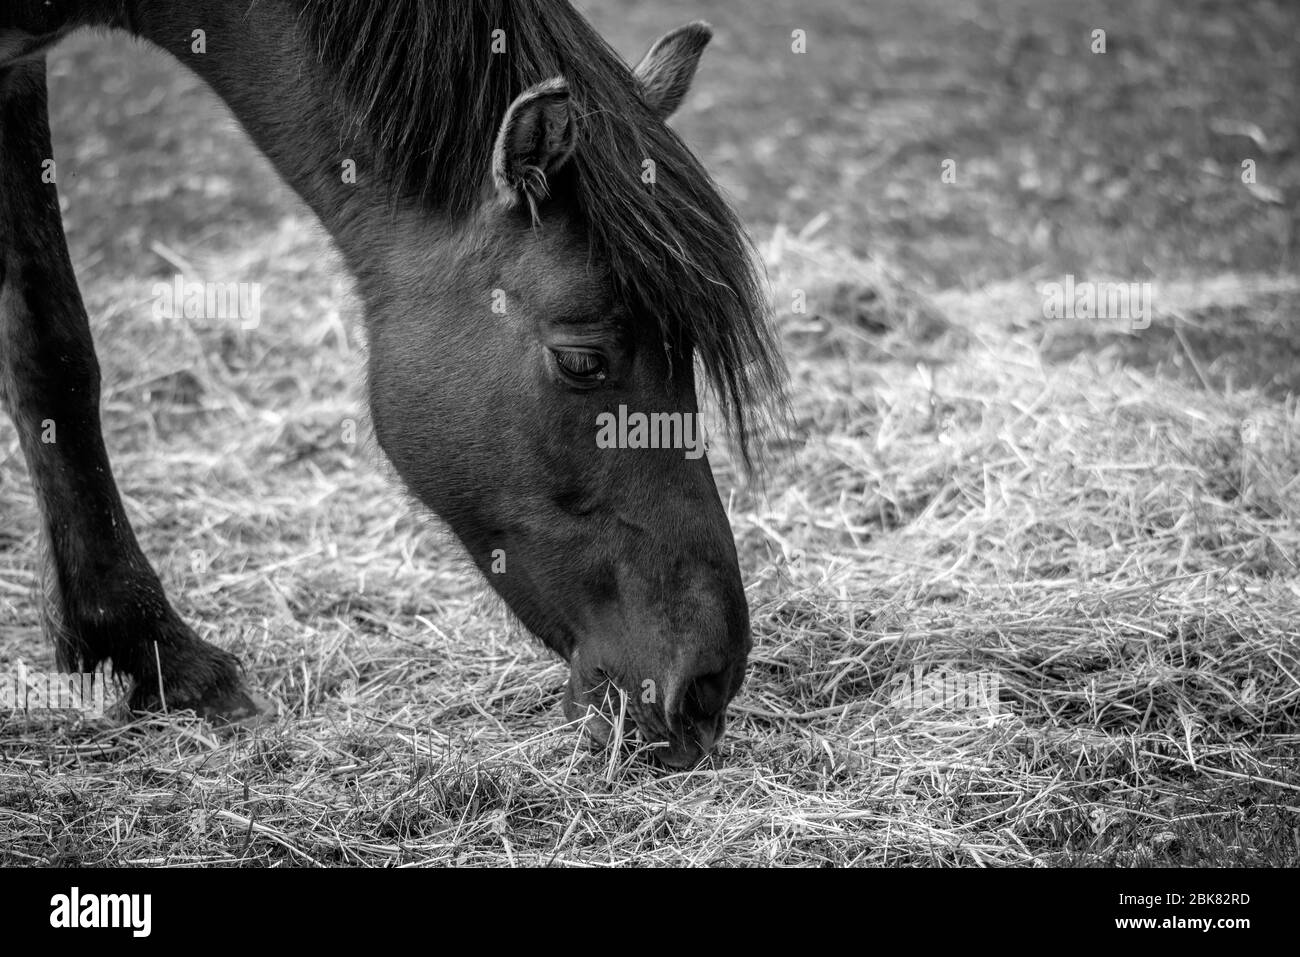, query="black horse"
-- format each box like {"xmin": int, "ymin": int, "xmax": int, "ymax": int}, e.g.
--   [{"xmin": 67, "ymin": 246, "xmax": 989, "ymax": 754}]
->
[{"xmin": 0, "ymin": 0, "xmax": 784, "ymax": 767}]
